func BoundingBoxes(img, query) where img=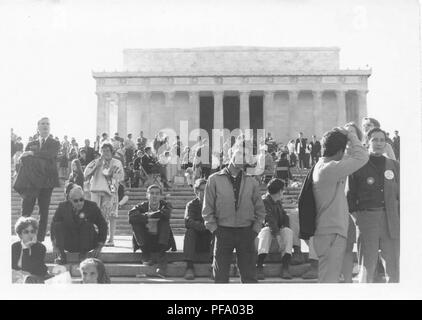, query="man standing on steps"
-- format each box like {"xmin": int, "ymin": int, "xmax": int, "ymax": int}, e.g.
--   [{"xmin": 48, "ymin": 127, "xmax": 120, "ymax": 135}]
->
[
  {"xmin": 295, "ymin": 132, "xmax": 307, "ymax": 169},
  {"xmin": 309, "ymin": 135, "xmax": 321, "ymax": 166},
  {"xmin": 202, "ymin": 145, "xmax": 266, "ymax": 283},
  {"xmin": 183, "ymin": 178, "xmax": 212, "ymax": 280},
  {"xmin": 128, "ymin": 184, "xmax": 176, "ymax": 278},
  {"xmin": 312, "ymin": 125, "xmax": 368, "ymax": 283},
  {"xmin": 14, "ymin": 117, "xmax": 60, "ymax": 242}
]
